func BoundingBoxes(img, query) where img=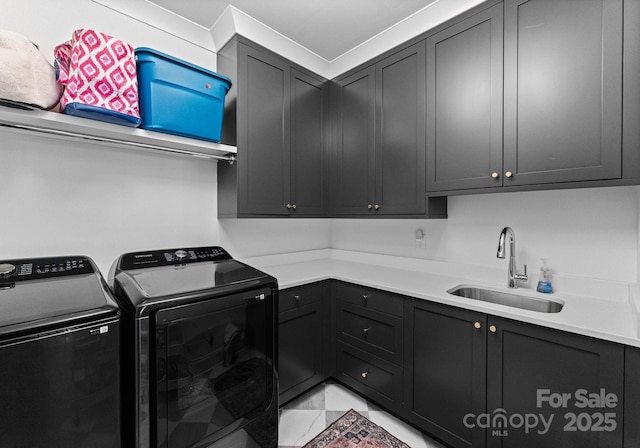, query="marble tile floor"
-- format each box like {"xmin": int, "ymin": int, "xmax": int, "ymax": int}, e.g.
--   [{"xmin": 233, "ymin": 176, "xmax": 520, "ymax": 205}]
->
[{"xmin": 278, "ymin": 380, "xmax": 448, "ymax": 448}]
